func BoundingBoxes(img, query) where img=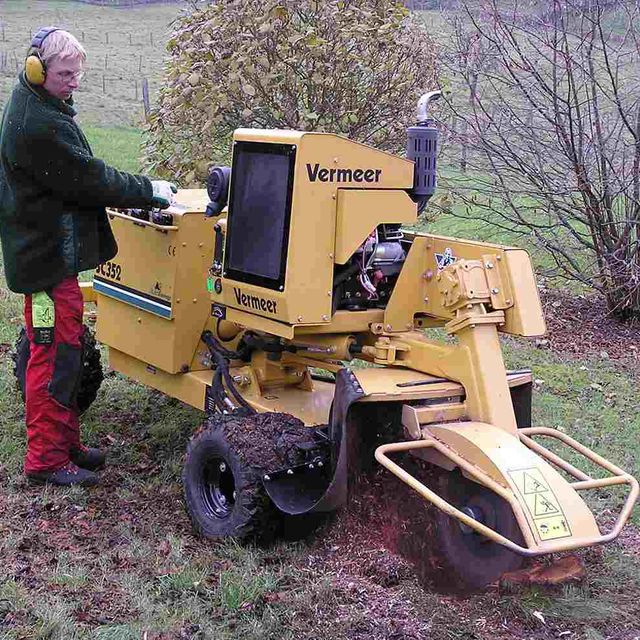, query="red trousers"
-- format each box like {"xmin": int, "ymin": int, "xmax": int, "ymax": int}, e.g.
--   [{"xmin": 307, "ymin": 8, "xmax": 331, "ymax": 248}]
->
[{"xmin": 24, "ymin": 277, "xmax": 83, "ymax": 473}]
